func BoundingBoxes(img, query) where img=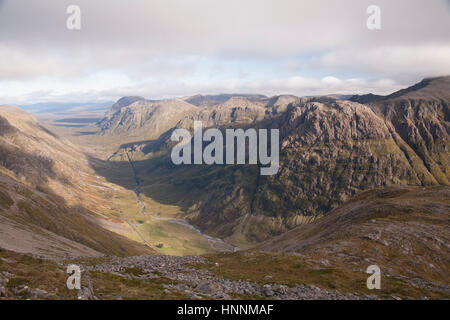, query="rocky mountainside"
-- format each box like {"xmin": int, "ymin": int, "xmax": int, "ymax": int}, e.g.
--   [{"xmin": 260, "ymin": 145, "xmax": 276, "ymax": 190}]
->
[
  {"xmin": 0, "ymin": 106, "xmax": 152, "ymax": 258},
  {"xmin": 183, "ymin": 95, "xmax": 447, "ymax": 243},
  {"xmin": 98, "ymin": 77, "xmax": 450, "ymax": 245},
  {"xmin": 368, "ymin": 76, "xmax": 449, "ymax": 185},
  {"xmin": 260, "ymin": 186, "xmax": 450, "ymax": 293},
  {"xmin": 106, "ymin": 96, "xmax": 146, "ymax": 116},
  {"xmin": 175, "ymin": 97, "xmax": 268, "ymax": 130},
  {"xmin": 351, "ymin": 76, "xmax": 449, "ymax": 185},
  {"xmin": 98, "ymin": 98, "xmax": 200, "ymax": 140}
]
